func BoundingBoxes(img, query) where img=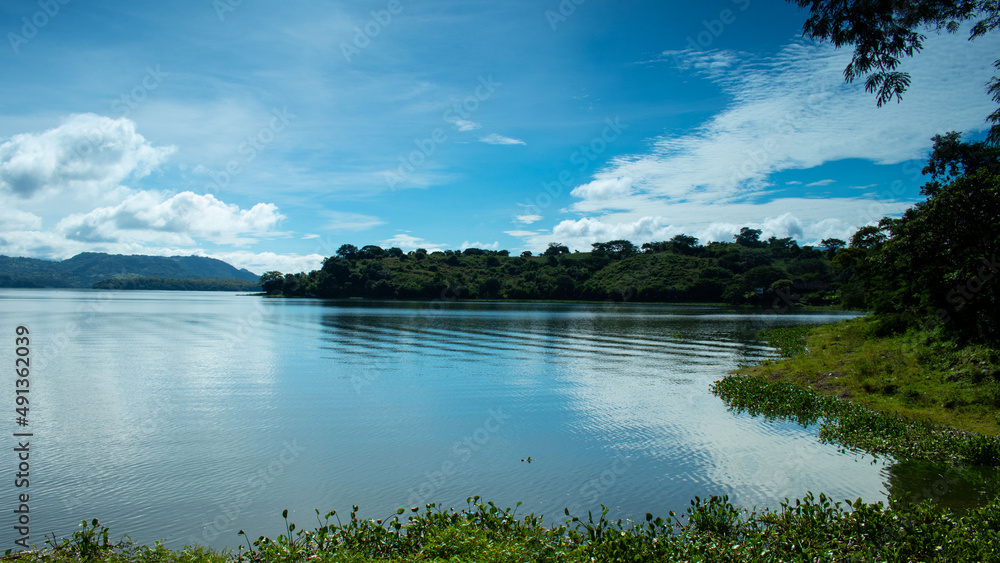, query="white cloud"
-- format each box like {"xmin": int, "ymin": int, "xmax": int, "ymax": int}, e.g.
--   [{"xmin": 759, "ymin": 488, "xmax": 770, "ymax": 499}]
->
[
  {"xmin": 761, "ymin": 212, "xmax": 805, "ymax": 240},
  {"xmin": 521, "ymin": 30, "xmax": 1000, "ymax": 255},
  {"xmin": 447, "ymin": 118, "xmax": 481, "ymax": 132},
  {"xmin": 380, "ymin": 233, "xmax": 446, "ymax": 251},
  {"xmin": 479, "ymin": 133, "xmax": 526, "ymax": 145},
  {"xmin": 570, "ymin": 177, "xmax": 634, "ymax": 200},
  {"xmin": 203, "ymin": 251, "xmax": 324, "ymax": 275},
  {"xmin": 0, "ymin": 113, "xmax": 174, "ymax": 201},
  {"xmin": 460, "ymin": 240, "xmax": 499, "ymax": 250},
  {"xmin": 507, "ymin": 196, "xmax": 906, "ymax": 253},
  {"xmin": 321, "ymin": 210, "xmax": 386, "ymax": 231},
  {"xmin": 654, "ymin": 49, "xmax": 741, "ymax": 75},
  {"xmin": 515, "ymin": 214, "xmax": 543, "ymax": 224},
  {"xmin": 302, "ymin": 234, "xmax": 320, "ymax": 239},
  {"xmin": 55, "ymin": 190, "xmax": 285, "ymax": 246},
  {"xmin": 806, "ymin": 179, "xmax": 835, "ymax": 187},
  {"xmin": 0, "ymin": 209, "xmax": 42, "ymax": 231},
  {"xmin": 572, "ymin": 32, "xmax": 999, "ymax": 217}
]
